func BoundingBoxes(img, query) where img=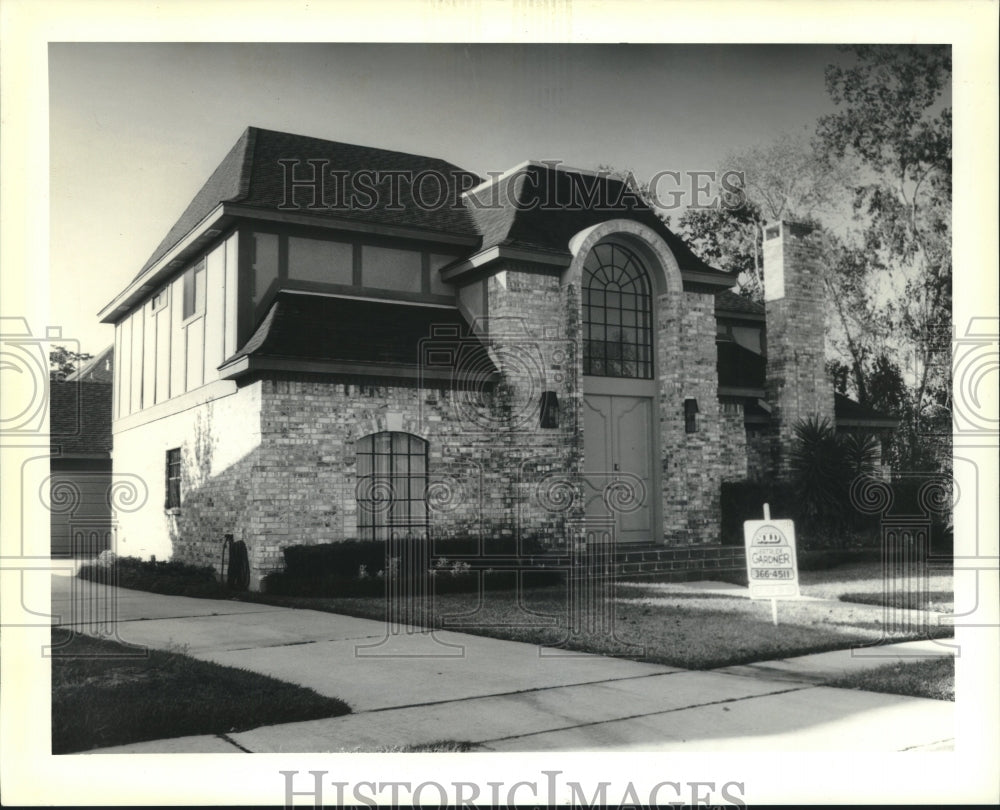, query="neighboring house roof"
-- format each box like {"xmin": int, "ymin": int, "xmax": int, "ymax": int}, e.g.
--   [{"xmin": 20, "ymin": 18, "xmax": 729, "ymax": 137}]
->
[
  {"xmin": 715, "ymin": 290, "xmax": 765, "ymax": 319},
  {"xmin": 49, "ymin": 381, "xmax": 113, "ymax": 456},
  {"xmin": 219, "ymin": 291, "xmax": 497, "ymax": 383},
  {"xmin": 716, "ymin": 335, "xmax": 898, "ymax": 428},
  {"xmin": 135, "ymin": 127, "xmax": 483, "ymax": 281},
  {"xmin": 64, "ymin": 344, "xmax": 114, "ymax": 383},
  {"xmin": 834, "ymin": 392, "xmax": 900, "ymax": 428}
]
